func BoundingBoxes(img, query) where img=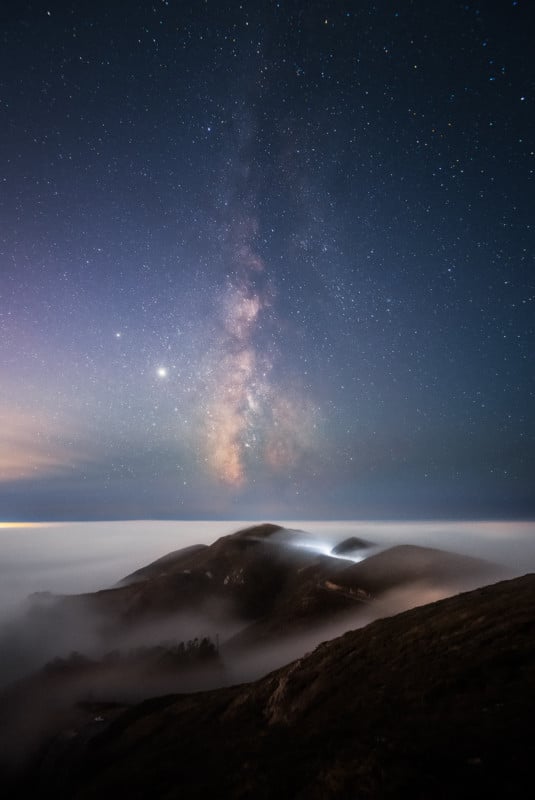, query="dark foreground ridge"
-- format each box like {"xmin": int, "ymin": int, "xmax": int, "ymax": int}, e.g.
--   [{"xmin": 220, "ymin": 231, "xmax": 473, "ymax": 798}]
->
[{"xmin": 6, "ymin": 573, "xmax": 535, "ymax": 799}]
